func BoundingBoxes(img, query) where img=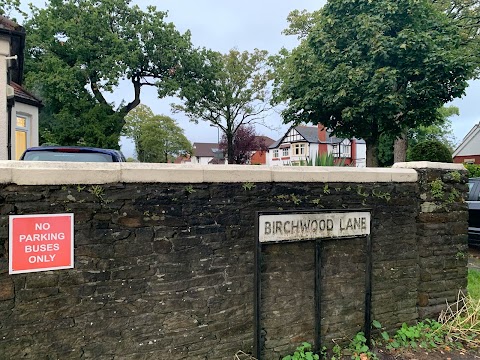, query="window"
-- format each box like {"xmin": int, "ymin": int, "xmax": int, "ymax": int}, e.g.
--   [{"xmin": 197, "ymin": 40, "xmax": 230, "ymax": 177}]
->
[
  {"xmin": 282, "ymin": 147, "xmax": 289, "ymax": 157},
  {"xmin": 15, "ymin": 116, "xmax": 29, "ymax": 160},
  {"xmin": 273, "ymin": 149, "xmax": 279, "ymax": 158},
  {"xmin": 293, "ymin": 143, "xmax": 306, "ymax": 156}
]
